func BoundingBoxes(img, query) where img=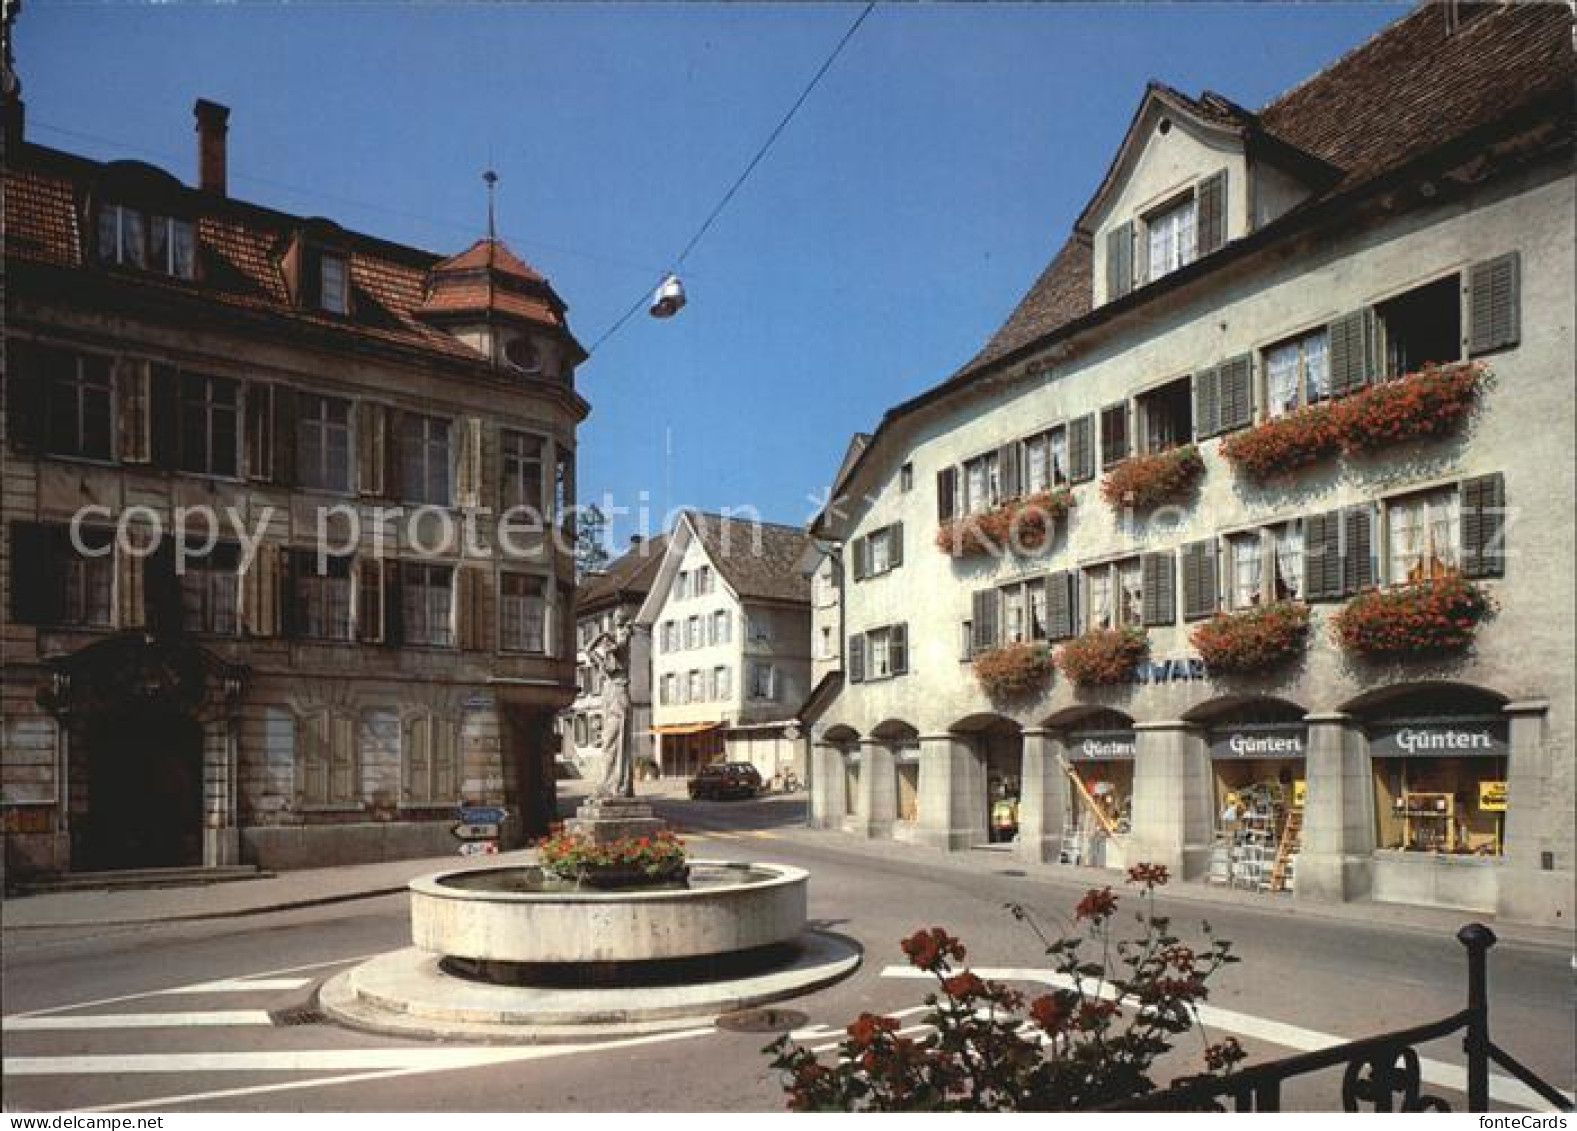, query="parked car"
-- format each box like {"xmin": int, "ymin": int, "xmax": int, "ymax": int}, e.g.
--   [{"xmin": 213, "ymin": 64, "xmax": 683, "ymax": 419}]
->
[{"xmin": 688, "ymin": 761, "xmax": 763, "ymax": 800}]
